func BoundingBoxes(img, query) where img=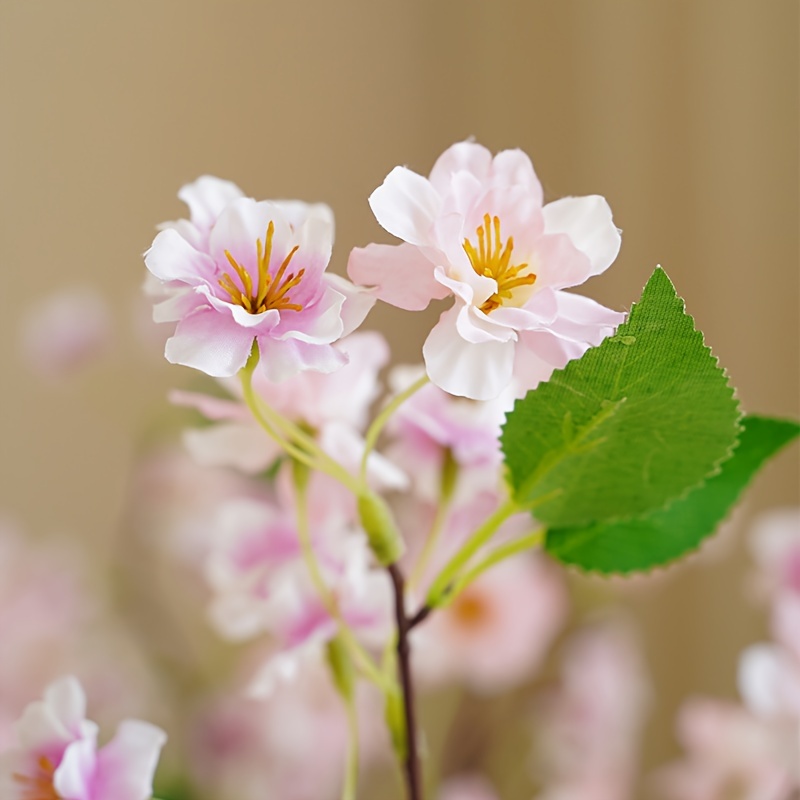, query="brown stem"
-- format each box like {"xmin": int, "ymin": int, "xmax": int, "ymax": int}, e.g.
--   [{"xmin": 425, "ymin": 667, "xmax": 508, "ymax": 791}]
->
[
  {"xmin": 407, "ymin": 604, "xmax": 432, "ymax": 630},
  {"xmin": 387, "ymin": 563, "xmax": 423, "ymax": 800}
]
